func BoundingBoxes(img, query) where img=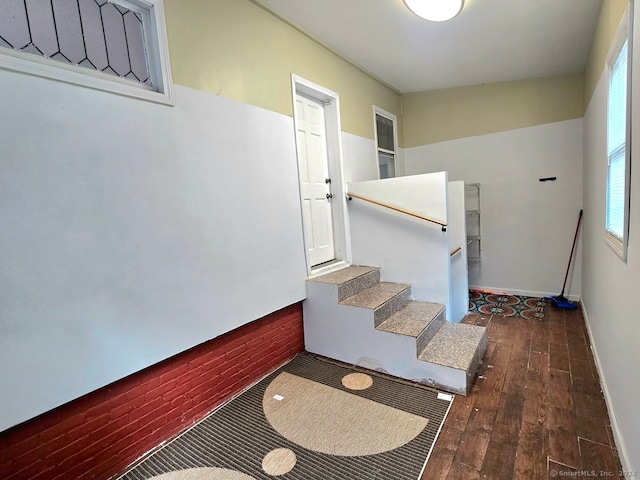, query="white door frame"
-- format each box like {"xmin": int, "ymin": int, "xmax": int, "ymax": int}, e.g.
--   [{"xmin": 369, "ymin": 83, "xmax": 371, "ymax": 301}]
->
[{"xmin": 291, "ymin": 74, "xmax": 351, "ymax": 276}]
